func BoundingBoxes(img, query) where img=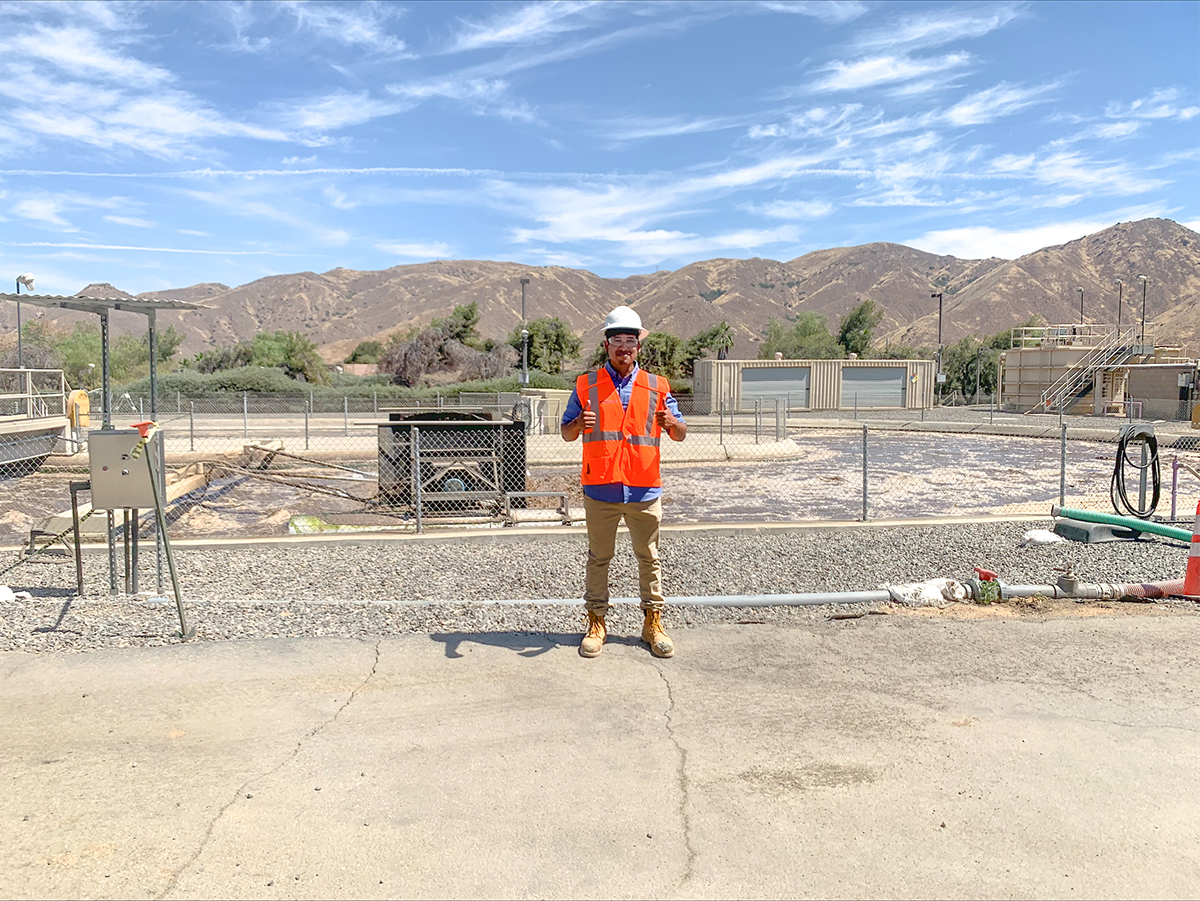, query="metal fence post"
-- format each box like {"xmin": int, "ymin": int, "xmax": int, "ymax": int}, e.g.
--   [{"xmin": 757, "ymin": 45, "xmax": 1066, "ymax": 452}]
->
[
  {"xmin": 990, "ymin": 393, "xmax": 995, "ymax": 424},
  {"xmin": 853, "ymin": 392, "xmax": 858, "ymax": 421},
  {"xmin": 373, "ymin": 391, "xmax": 378, "ymax": 415},
  {"xmin": 1170, "ymin": 455, "xmax": 1179, "ymax": 520},
  {"xmin": 139, "ymin": 397, "xmax": 144, "ymax": 418},
  {"xmin": 1059, "ymin": 423, "xmax": 1067, "ymax": 505},
  {"xmin": 862, "ymin": 424, "xmax": 869, "ymax": 521},
  {"xmin": 755, "ymin": 398, "xmax": 761, "ymax": 444},
  {"xmin": 775, "ymin": 397, "xmax": 783, "ymax": 441},
  {"xmin": 412, "ymin": 427, "xmax": 422, "ymax": 533},
  {"xmin": 243, "ymin": 390, "xmax": 248, "ymax": 438},
  {"xmin": 189, "ymin": 402, "xmax": 195, "ymax": 452},
  {"xmin": 1138, "ymin": 440, "xmax": 1148, "ymax": 513},
  {"xmin": 344, "ymin": 396, "xmax": 349, "ymax": 436},
  {"xmin": 304, "ymin": 405, "xmax": 310, "ymax": 450},
  {"xmin": 177, "ymin": 390, "xmax": 181, "ymax": 414}
]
